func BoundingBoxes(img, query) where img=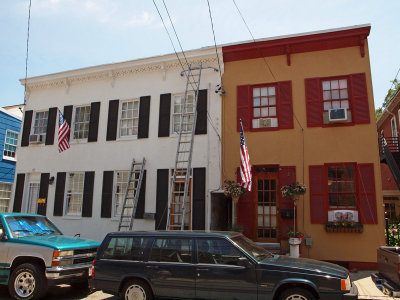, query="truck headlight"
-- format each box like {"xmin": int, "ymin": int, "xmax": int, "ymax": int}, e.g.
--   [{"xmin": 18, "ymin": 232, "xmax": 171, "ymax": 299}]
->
[
  {"xmin": 53, "ymin": 250, "xmax": 74, "ymax": 257},
  {"xmin": 341, "ymin": 275, "xmax": 351, "ymax": 291}
]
